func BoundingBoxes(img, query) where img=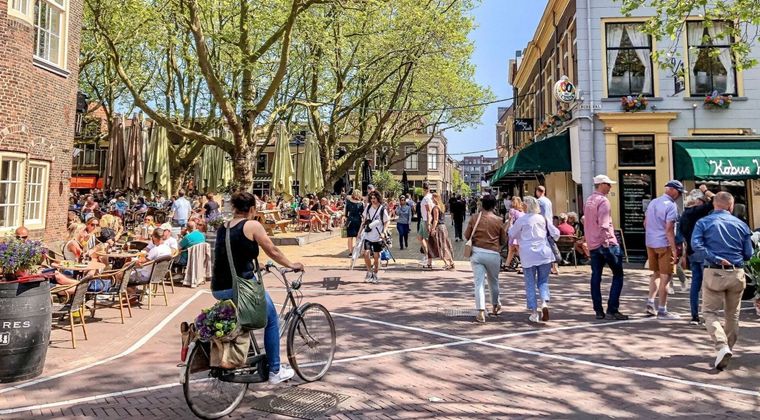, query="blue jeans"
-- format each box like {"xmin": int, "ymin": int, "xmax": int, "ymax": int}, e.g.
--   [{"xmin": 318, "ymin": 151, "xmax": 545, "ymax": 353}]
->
[
  {"xmin": 397, "ymin": 223, "xmax": 410, "ymax": 249},
  {"xmin": 212, "ymin": 289, "xmax": 281, "ymax": 373},
  {"xmin": 471, "ymin": 250, "xmax": 501, "ymax": 310},
  {"xmin": 689, "ymin": 259, "xmax": 704, "ymax": 320},
  {"xmin": 523, "ymin": 263, "xmax": 551, "ymax": 310},
  {"xmin": 589, "ymin": 245, "xmax": 624, "ymax": 315}
]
